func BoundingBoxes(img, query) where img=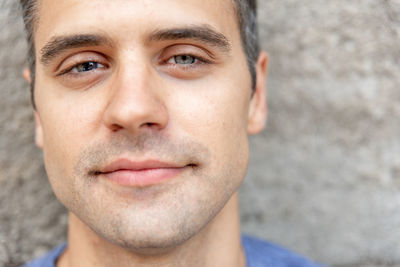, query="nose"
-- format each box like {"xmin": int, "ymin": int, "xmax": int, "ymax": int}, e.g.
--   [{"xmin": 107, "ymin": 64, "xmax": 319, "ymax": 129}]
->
[{"xmin": 103, "ymin": 61, "xmax": 168, "ymax": 134}]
